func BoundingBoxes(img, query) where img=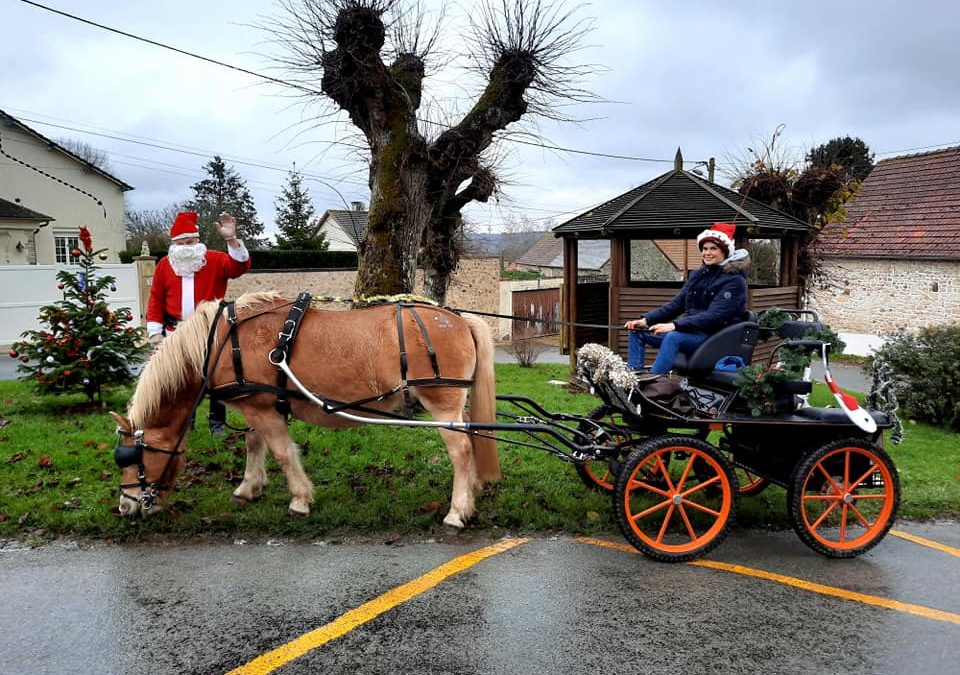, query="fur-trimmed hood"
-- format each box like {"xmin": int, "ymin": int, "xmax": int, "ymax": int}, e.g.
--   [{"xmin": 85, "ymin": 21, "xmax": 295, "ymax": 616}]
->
[{"xmin": 720, "ymin": 248, "xmax": 751, "ymax": 275}]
